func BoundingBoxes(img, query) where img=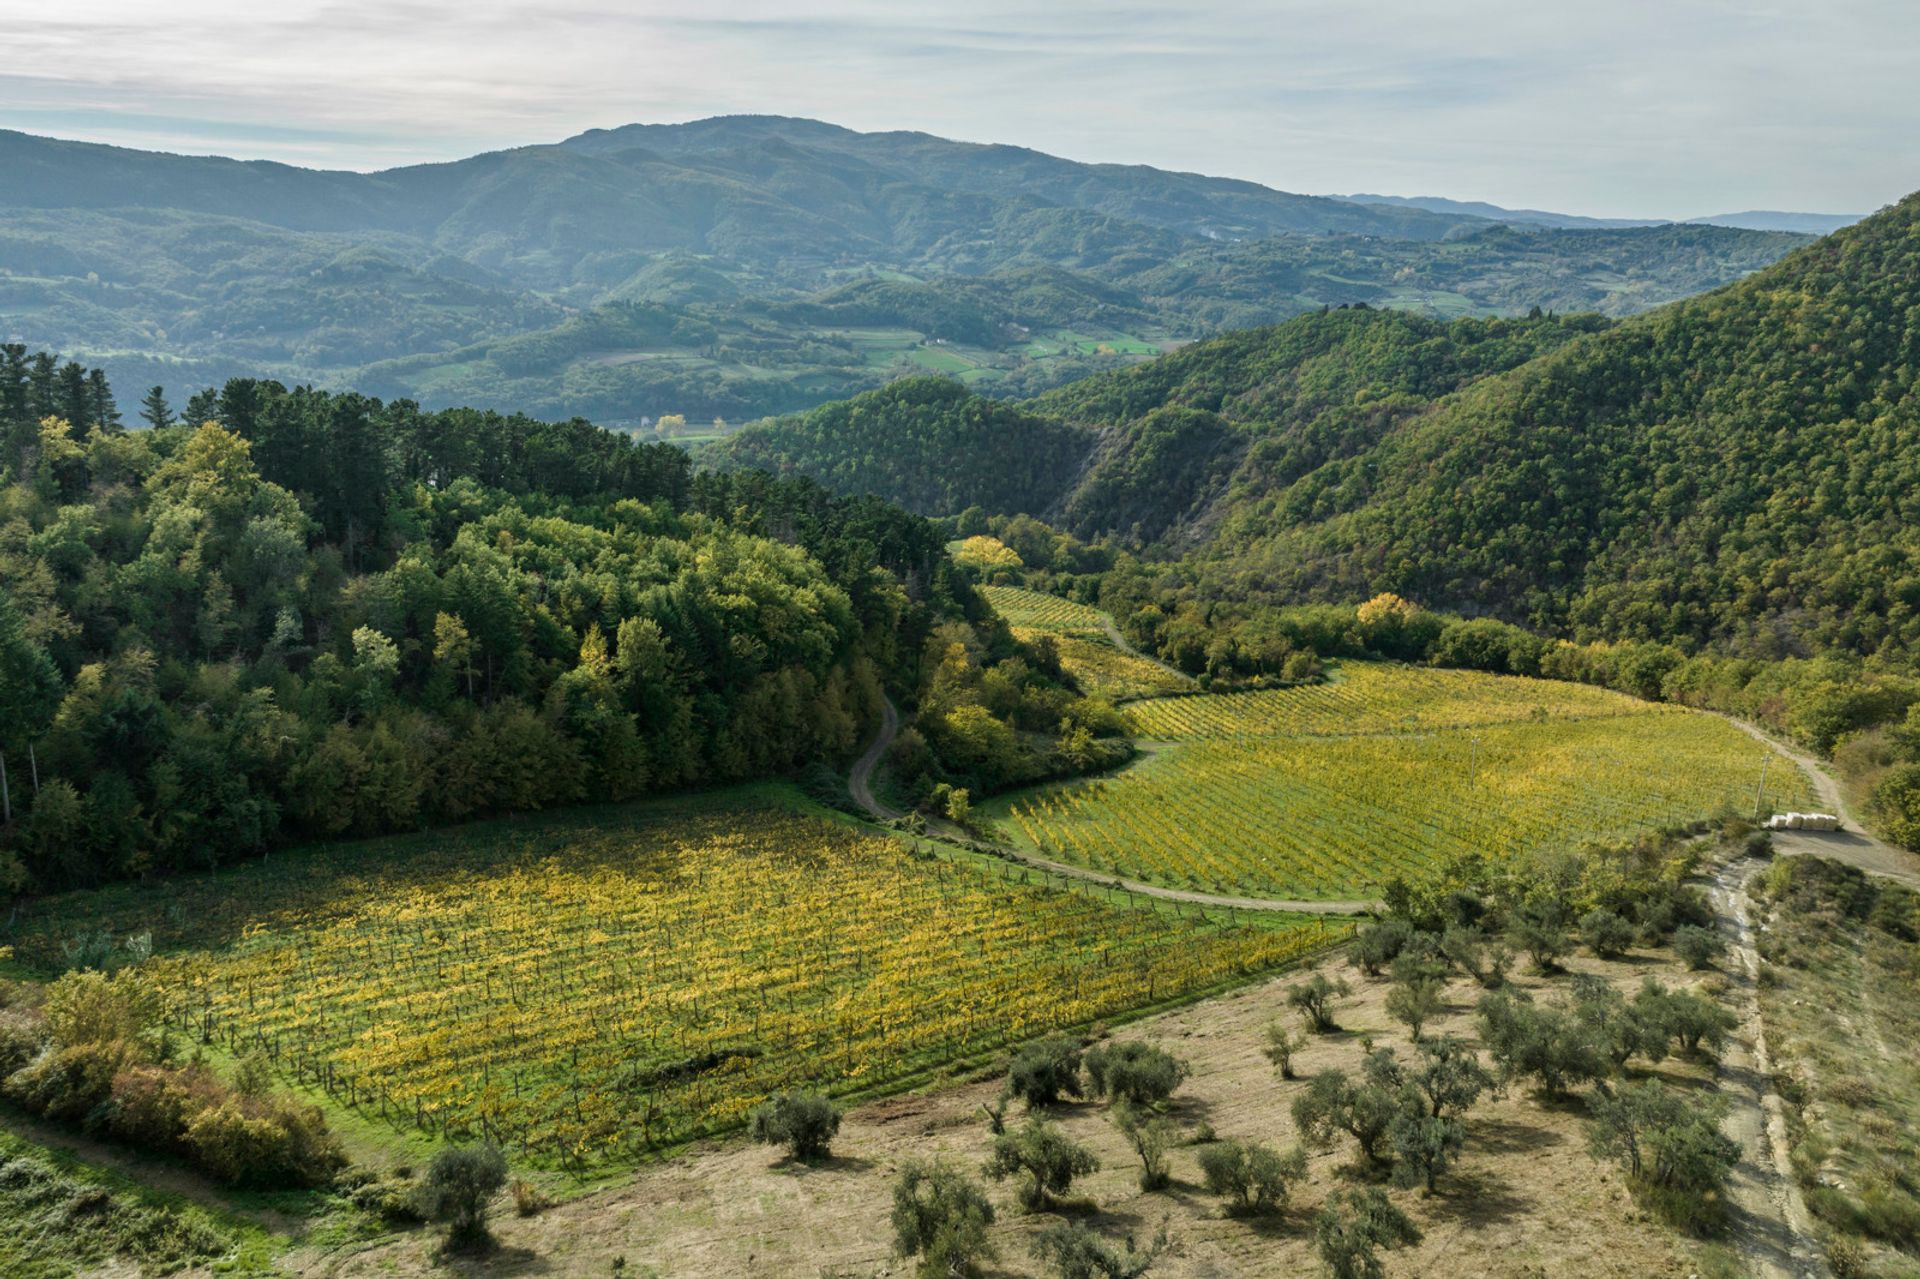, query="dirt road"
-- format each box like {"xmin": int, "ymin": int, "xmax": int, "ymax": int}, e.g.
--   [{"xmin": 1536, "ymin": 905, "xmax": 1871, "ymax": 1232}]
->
[
  {"xmin": 847, "ymin": 696, "xmax": 902, "ymax": 820},
  {"xmin": 1709, "ymin": 856, "xmax": 1832, "ymax": 1279},
  {"xmin": 1723, "ymin": 716, "xmax": 1920, "ymax": 888}
]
